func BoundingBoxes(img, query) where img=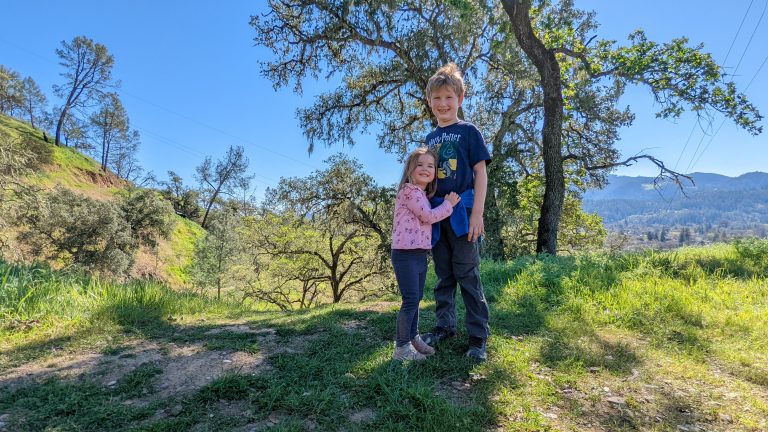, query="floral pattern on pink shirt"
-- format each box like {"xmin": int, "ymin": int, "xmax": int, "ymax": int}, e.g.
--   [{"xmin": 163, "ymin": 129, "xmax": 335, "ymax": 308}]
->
[{"xmin": 391, "ymin": 183, "xmax": 453, "ymax": 250}]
